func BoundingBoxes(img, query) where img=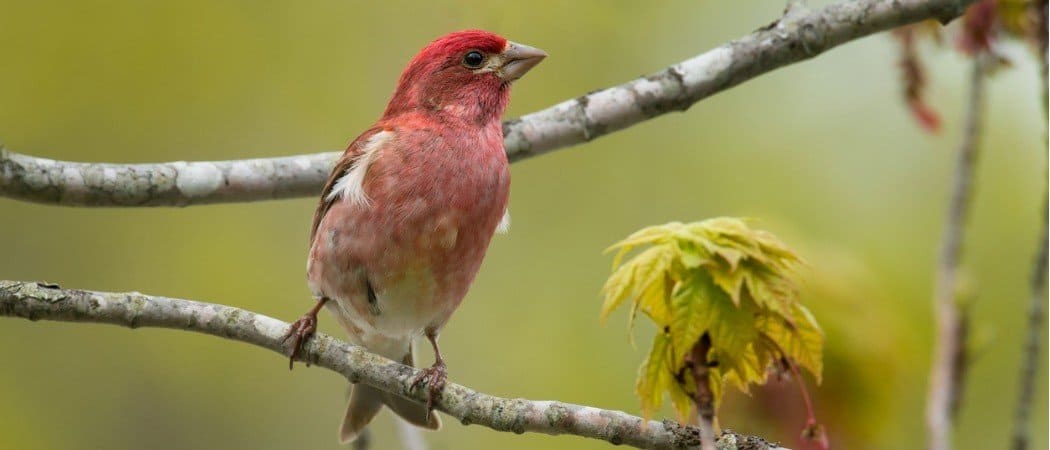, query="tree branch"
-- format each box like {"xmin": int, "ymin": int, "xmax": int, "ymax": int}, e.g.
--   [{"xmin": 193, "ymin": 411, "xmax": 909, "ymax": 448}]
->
[
  {"xmin": 0, "ymin": 0, "xmax": 974, "ymax": 207},
  {"xmin": 0, "ymin": 280, "xmax": 788, "ymax": 450},
  {"xmin": 1011, "ymin": 198, "xmax": 1048, "ymax": 450},
  {"xmin": 1011, "ymin": 6, "xmax": 1049, "ymax": 448},
  {"xmin": 925, "ymin": 55, "xmax": 987, "ymax": 450}
]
